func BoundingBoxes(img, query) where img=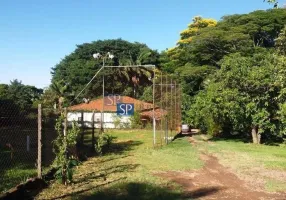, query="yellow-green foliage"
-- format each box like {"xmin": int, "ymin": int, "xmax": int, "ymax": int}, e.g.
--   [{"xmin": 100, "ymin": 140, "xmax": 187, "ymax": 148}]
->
[{"xmin": 178, "ymin": 16, "xmax": 217, "ymax": 44}]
